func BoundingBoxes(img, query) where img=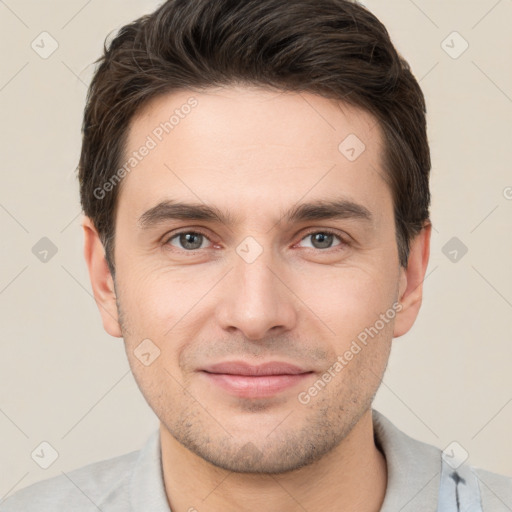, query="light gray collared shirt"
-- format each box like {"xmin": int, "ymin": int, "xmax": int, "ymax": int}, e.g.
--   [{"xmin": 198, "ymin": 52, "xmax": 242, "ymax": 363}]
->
[{"xmin": 1, "ymin": 409, "xmax": 511, "ymax": 511}]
